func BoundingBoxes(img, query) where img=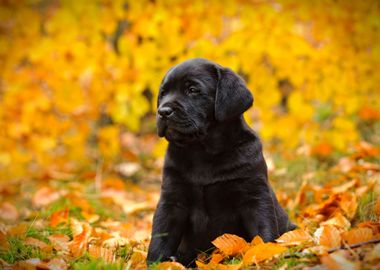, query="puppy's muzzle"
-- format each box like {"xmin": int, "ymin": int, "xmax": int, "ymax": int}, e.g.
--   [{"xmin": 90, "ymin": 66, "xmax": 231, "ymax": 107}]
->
[{"xmin": 158, "ymin": 106, "xmax": 174, "ymax": 119}]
